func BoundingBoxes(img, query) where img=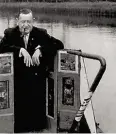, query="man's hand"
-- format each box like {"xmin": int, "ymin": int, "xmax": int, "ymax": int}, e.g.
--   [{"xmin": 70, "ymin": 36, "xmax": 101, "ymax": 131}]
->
[
  {"xmin": 19, "ymin": 48, "xmax": 33, "ymax": 67},
  {"xmin": 32, "ymin": 49, "xmax": 42, "ymax": 66}
]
